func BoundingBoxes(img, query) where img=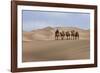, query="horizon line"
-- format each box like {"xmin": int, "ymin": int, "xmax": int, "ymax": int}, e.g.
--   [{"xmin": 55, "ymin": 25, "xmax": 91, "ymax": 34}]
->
[{"xmin": 23, "ymin": 26, "xmax": 90, "ymax": 32}]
